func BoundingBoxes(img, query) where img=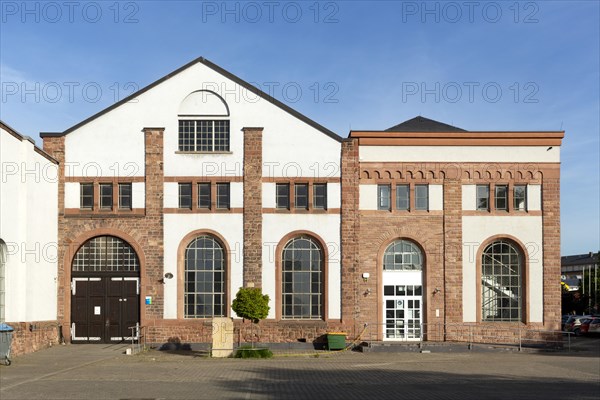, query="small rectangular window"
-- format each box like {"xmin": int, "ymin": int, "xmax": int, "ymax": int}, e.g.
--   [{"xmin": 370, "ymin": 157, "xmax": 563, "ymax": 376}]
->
[
  {"xmin": 476, "ymin": 185, "xmax": 489, "ymax": 211},
  {"xmin": 313, "ymin": 183, "xmax": 327, "ymax": 209},
  {"xmin": 294, "ymin": 183, "xmax": 308, "ymax": 209},
  {"xmin": 396, "ymin": 184, "xmax": 409, "ymax": 210},
  {"xmin": 495, "ymin": 185, "xmax": 508, "ymax": 211},
  {"xmin": 216, "ymin": 183, "xmax": 230, "ymax": 209},
  {"xmin": 99, "ymin": 183, "xmax": 113, "ymax": 210},
  {"xmin": 80, "ymin": 183, "xmax": 94, "ymax": 209},
  {"xmin": 118, "ymin": 183, "xmax": 132, "ymax": 210},
  {"xmin": 378, "ymin": 184, "xmax": 391, "ymax": 211},
  {"xmin": 198, "ymin": 183, "xmax": 211, "ymax": 209},
  {"xmin": 276, "ymin": 183, "xmax": 290, "ymax": 209},
  {"xmin": 178, "ymin": 183, "xmax": 192, "ymax": 209},
  {"xmin": 514, "ymin": 185, "xmax": 527, "ymax": 211},
  {"xmin": 415, "ymin": 185, "xmax": 428, "ymax": 210}
]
